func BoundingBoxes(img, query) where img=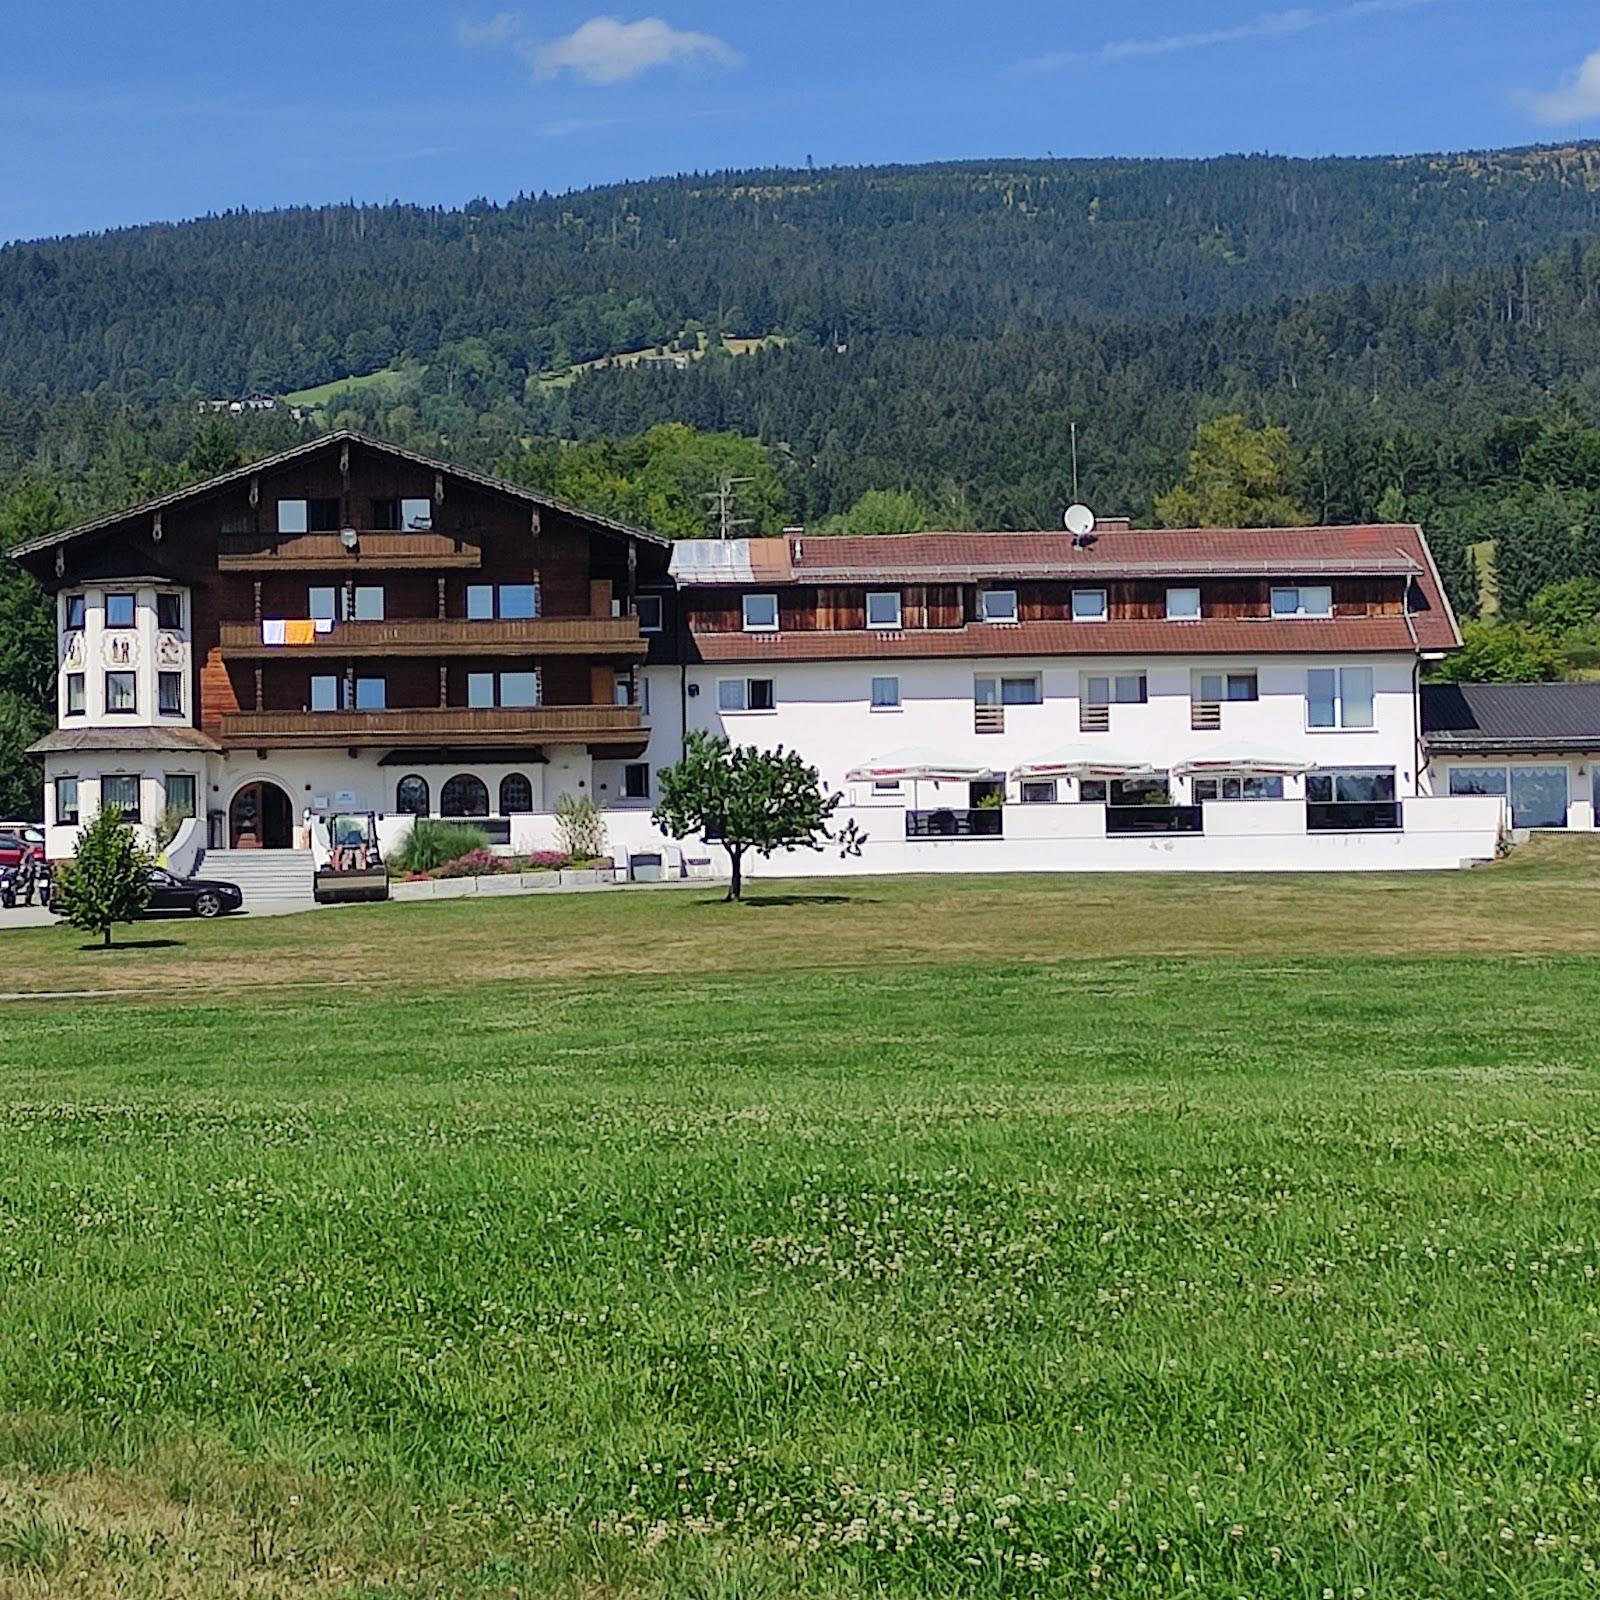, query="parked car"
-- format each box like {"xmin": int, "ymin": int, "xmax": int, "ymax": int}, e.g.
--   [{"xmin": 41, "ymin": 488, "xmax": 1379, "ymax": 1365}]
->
[
  {"xmin": 0, "ymin": 832, "xmax": 44, "ymax": 907},
  {"xmin": 48, "ymin": 866, "xmax": 244, "ymax": 920}
]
